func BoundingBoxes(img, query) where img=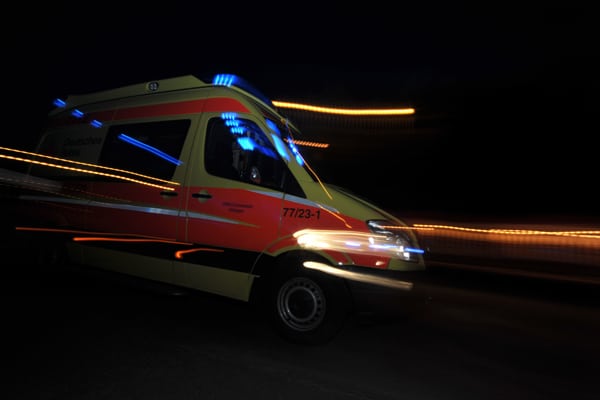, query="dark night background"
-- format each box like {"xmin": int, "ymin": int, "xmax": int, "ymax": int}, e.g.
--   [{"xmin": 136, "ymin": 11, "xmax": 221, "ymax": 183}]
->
[{"xmin": 5, "ymin": 2, "xmax": 598, "ymax": 218}]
